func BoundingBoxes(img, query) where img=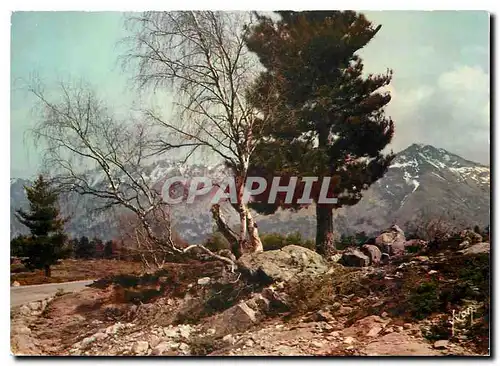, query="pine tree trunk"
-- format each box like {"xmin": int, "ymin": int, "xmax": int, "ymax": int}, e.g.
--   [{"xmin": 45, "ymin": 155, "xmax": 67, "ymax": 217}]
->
[
  {"xmin": 316, "ymin": 205, "xmax": 335, "ymax": 256},
  {"xmin": 44, "ymin": 265, "xmax": 51, "ymax": 277}
]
